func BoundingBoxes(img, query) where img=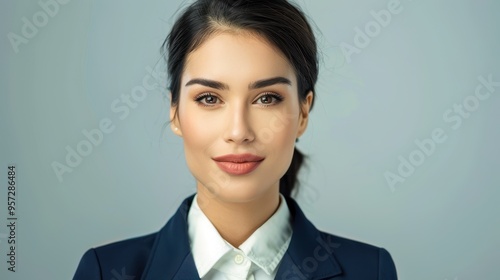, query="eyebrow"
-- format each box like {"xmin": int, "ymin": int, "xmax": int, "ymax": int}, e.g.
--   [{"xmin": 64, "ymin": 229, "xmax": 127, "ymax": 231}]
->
[{"xmin": 184, "ymin": 76, "xmax": 292, "ymax": 90}]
